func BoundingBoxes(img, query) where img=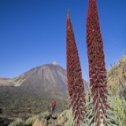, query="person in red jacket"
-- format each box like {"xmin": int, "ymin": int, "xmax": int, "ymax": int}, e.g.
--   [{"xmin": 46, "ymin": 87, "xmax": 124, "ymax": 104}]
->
[{"xmin": 51, "ymin": 99, "xmax": 56, "ymax": 117}]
